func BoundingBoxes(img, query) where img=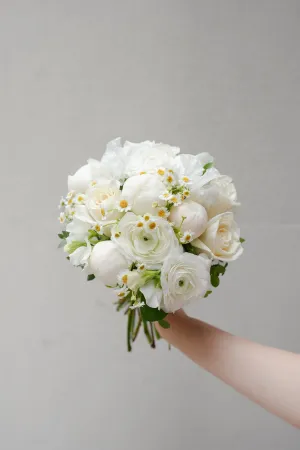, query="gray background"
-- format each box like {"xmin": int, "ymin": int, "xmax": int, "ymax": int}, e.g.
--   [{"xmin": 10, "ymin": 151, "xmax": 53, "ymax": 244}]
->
[{"xmin": 0, "ymin": 1, "xmax": 299, "ymax": 449}]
